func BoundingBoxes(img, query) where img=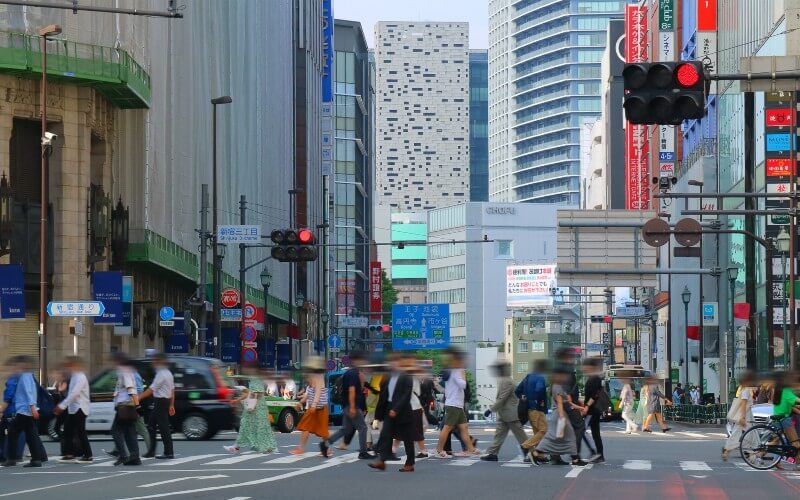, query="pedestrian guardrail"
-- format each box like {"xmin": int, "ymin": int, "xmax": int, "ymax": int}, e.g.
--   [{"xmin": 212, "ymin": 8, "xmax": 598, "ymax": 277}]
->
[{"xmin": 663, "ymin": 403, "xmax": 729, "ymax": 424}]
